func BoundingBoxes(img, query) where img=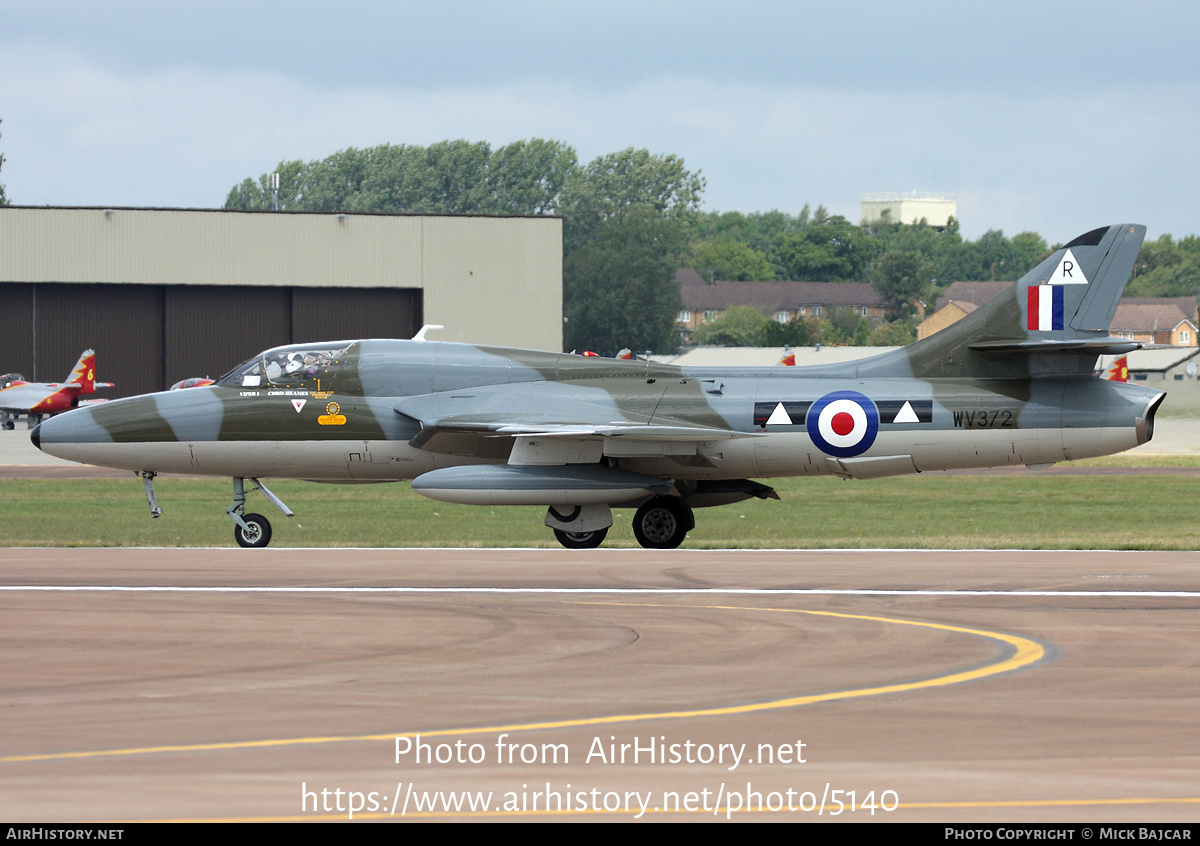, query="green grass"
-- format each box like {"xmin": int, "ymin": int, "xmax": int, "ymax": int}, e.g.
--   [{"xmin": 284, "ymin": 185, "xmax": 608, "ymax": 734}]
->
[
  {"xmin": 1059, "ymin": 453, "xmax": 1200, "ymax": 468},
  {"xmin": 2, "ymin": 473, "xmax": 1197, "ymax": 549}
]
